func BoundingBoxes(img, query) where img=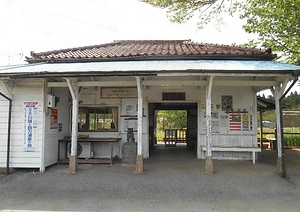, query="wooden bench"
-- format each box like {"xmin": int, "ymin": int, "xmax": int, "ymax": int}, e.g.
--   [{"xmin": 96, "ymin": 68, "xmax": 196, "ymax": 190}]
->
[{"xmin": 201, "ymin": 146, "xmax": 261, "ymax": 164}]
